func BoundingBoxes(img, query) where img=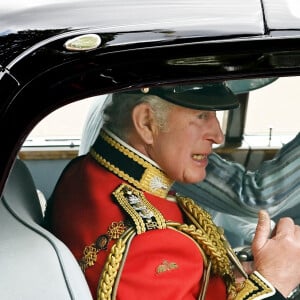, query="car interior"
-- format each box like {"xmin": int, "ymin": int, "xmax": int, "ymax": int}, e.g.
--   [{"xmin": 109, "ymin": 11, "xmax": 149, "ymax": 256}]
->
[{"xmin": 0, "ymin": 159, "xmax": 93, "ymax": 299}]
